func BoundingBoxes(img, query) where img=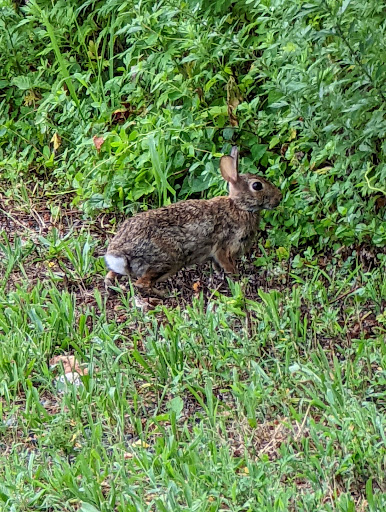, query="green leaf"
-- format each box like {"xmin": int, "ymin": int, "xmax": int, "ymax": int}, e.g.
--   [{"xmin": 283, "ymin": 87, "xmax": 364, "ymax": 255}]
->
[
  {"xmin": 169, "ymin": 396, "xmax": 184, "ymax": 415},
  {"xmin": 251, "ymin": 143, "xmax": 268, "ymax": 161},
  {"xmin": 80, "ymin": 504, "xmax": 101, "ymax": 512},
  {"xmin": 269, "ymin": 136, "xmax": 280, "ymax": 149},
  {"xmin": 208, "ymin": 105, "xmax": 228, "ymax": 116},
  {"xmin": 339, "ymin": 0, "xmax": 352, "ymax": 14},
  {"xmin": 365, "ymin": 478, "xmax": 374, "ymax": 509}
]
